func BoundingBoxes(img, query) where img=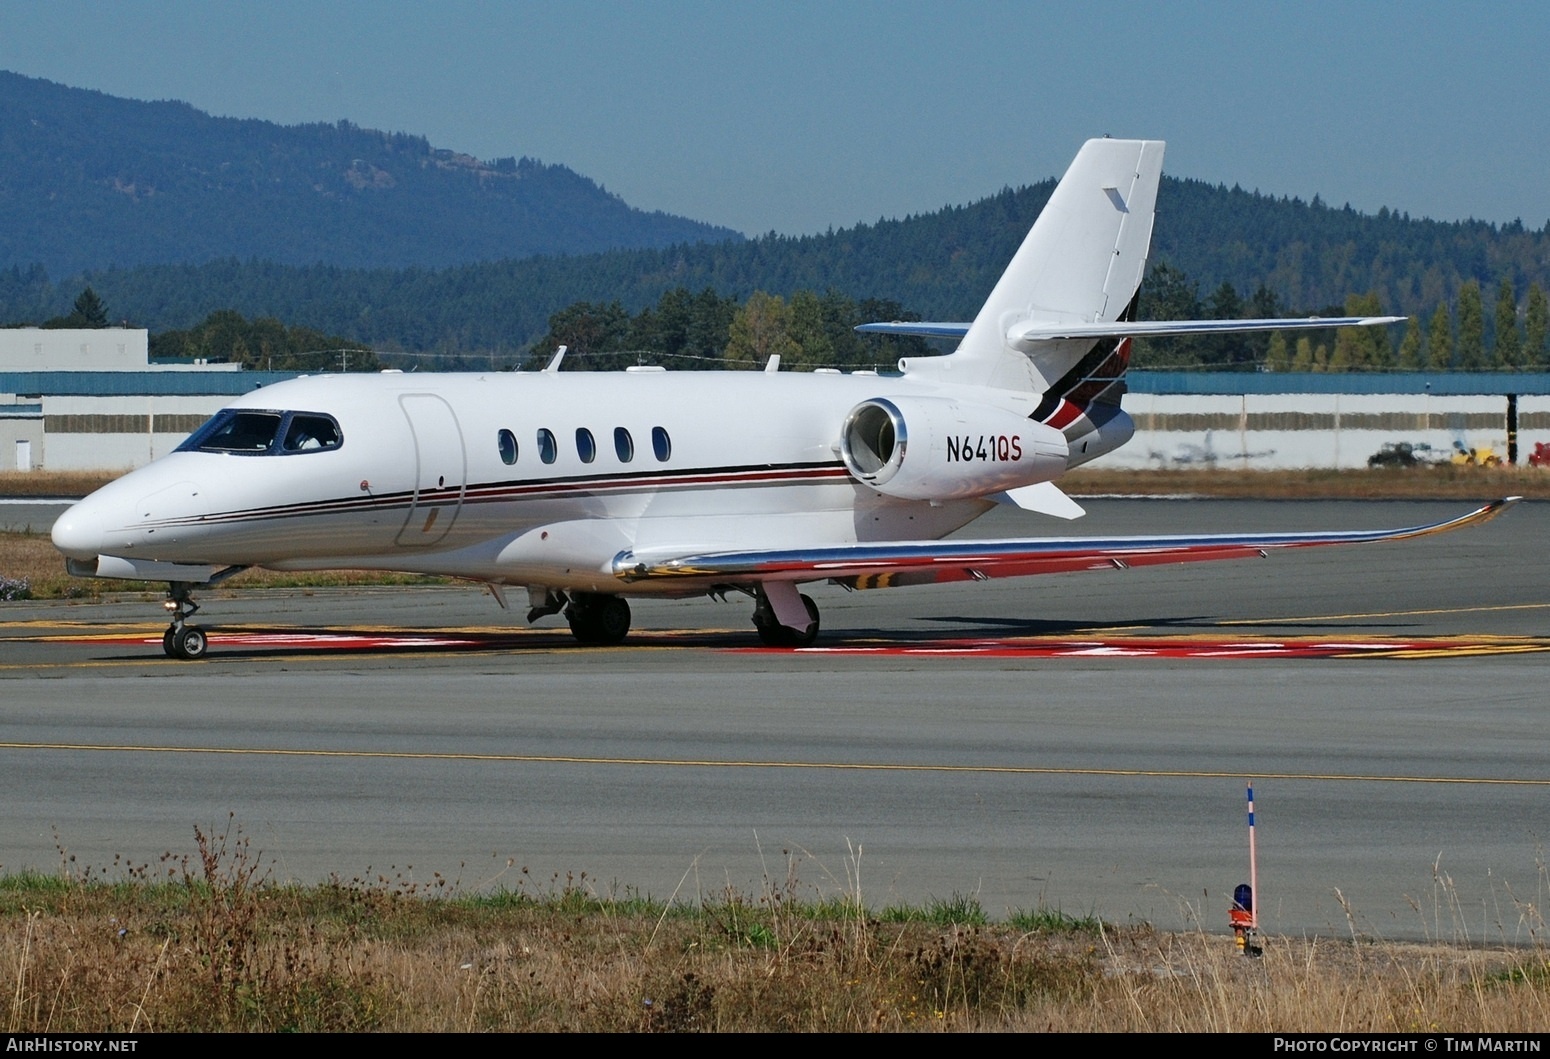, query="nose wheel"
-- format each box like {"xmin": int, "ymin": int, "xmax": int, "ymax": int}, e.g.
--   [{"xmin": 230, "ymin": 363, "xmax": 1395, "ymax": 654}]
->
[
  {"xmin": 163, "ymin": 623, "xmax": 209, "ymax": 660},
  {"xmin": 162, "ymin": 581, "xmax": 209, "ymax": 660}
]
